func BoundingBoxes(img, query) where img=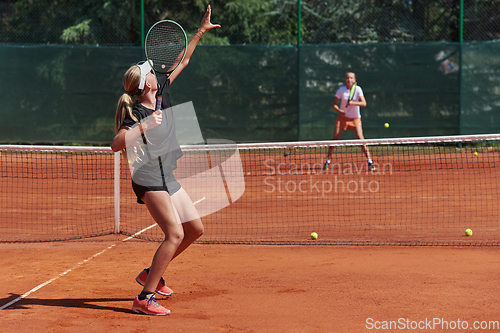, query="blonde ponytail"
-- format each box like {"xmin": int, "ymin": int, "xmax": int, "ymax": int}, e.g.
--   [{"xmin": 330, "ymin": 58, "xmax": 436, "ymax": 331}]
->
[
  {"xmin": 115, "ymin": 93, "xmax": 136, "ymax": 133},
  {"xmin": 114, "ymin": 65, "xmax": 146, "ymax": 133}
]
